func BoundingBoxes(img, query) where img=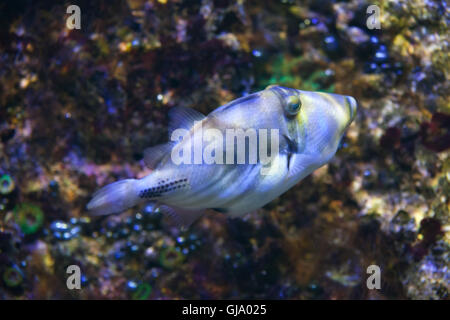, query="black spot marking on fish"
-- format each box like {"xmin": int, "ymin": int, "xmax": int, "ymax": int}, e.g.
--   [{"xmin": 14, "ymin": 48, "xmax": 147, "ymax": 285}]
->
[
  {"xmin": 139, "ymin": 188, "xmax": 162, "ymax": 198},
  {"xmin": 139, "ymin": 178, "xmax": 188, "ymax": 199}
]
